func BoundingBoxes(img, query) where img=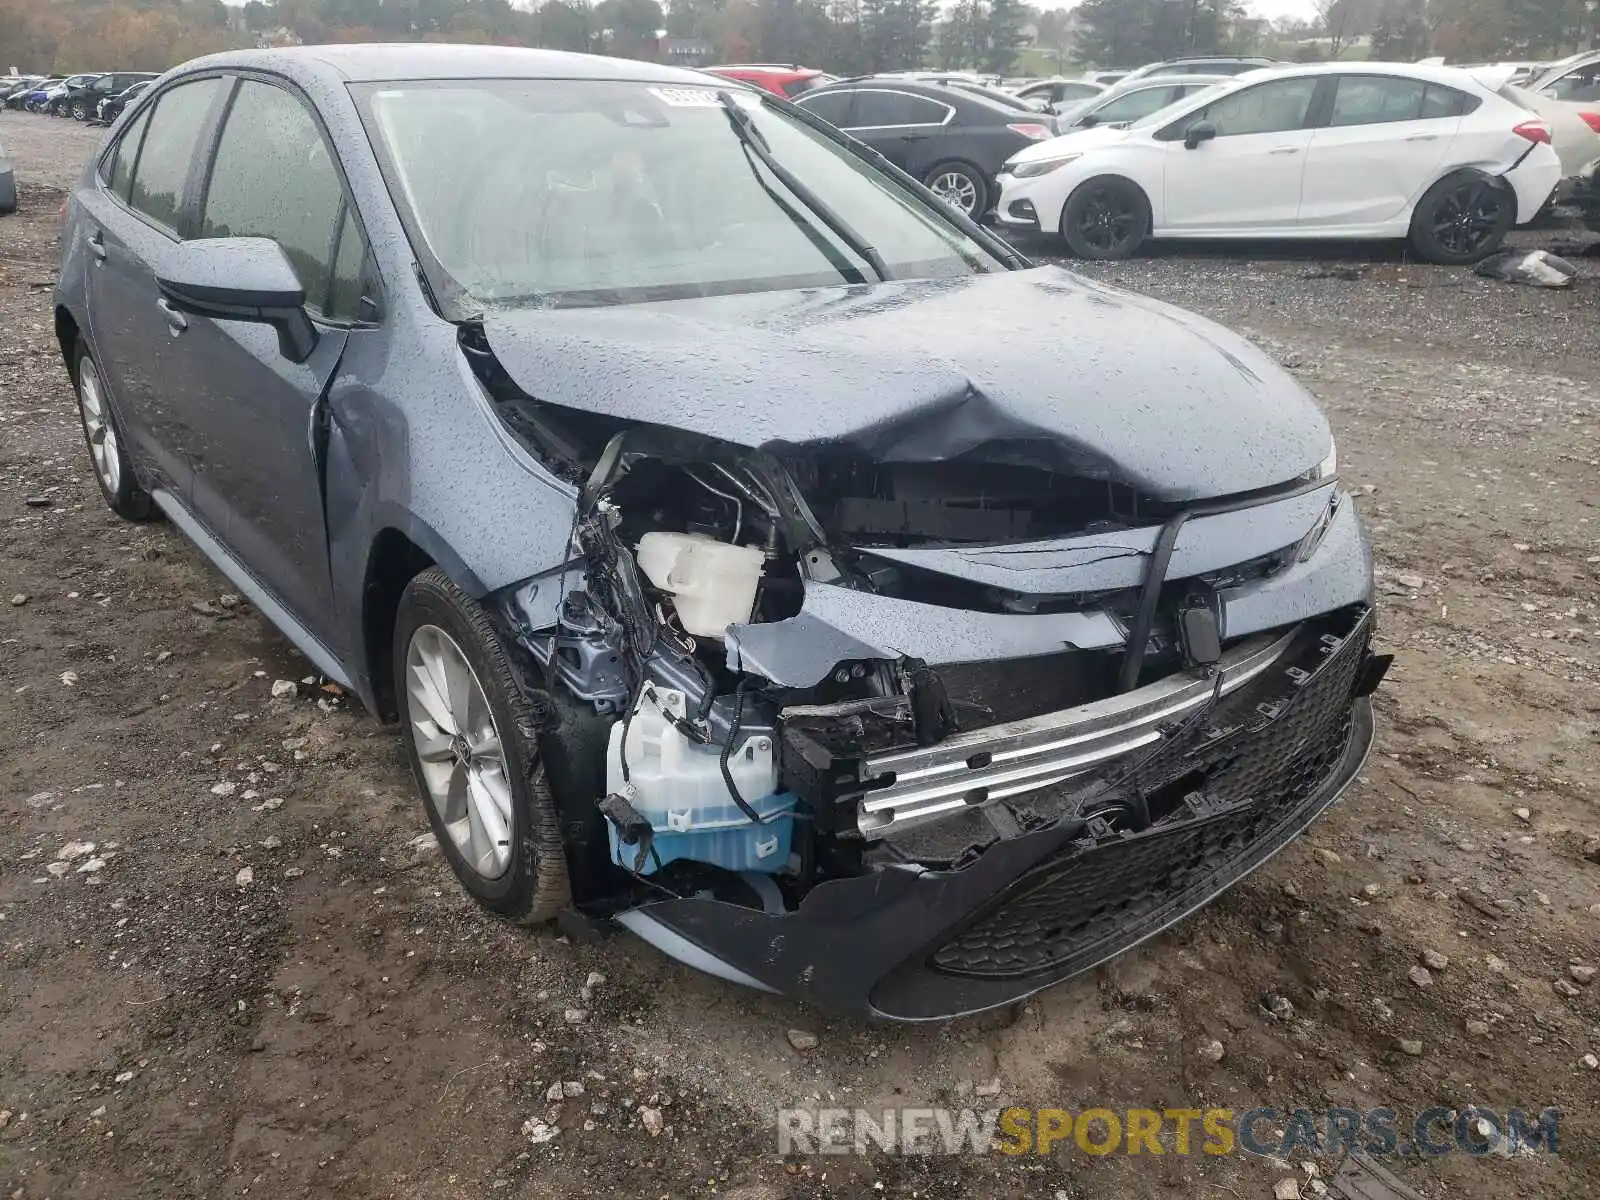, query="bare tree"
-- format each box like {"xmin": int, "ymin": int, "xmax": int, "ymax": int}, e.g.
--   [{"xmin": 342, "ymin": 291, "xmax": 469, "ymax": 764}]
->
[{"xmin": 1313, "ymin": 0, "xmax": 1378, "ymax": 57}]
